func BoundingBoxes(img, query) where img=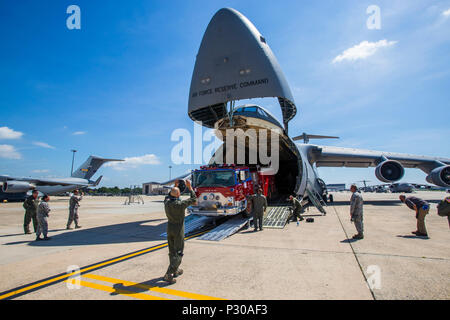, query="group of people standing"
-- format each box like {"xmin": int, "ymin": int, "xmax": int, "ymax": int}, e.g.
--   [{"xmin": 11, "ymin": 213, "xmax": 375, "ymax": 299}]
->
[
  {"xmin": 23, "ymin": 189, "xmax": 84, "ymax": 241},
  {"xmin": 349, "ymin": 184, "xmax": 450, "ymax": 240}
]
